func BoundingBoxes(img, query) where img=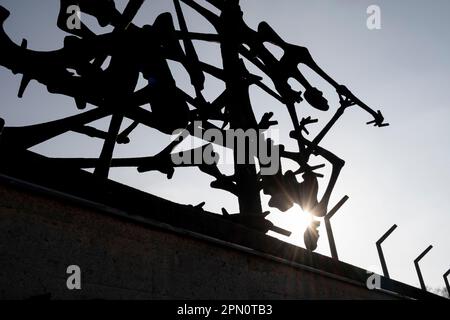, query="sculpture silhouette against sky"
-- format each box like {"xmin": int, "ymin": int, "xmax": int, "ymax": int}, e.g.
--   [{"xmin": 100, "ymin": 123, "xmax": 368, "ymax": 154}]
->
[{"xmin": 0, "ymin": 0, "xmax": 388, "ymax": 251}]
